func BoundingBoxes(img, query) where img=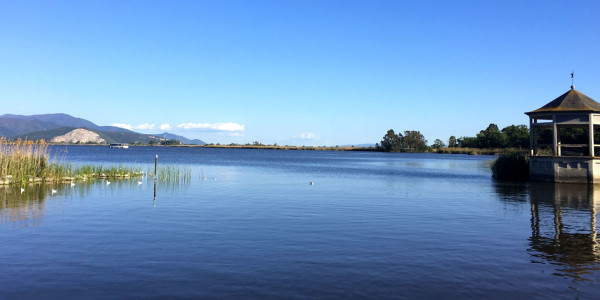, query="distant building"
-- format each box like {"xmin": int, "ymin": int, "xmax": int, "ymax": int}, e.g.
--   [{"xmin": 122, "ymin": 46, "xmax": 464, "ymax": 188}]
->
[{"xmin": 525, "ymin": 85, "xmax": 600, "ymax": 183}]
